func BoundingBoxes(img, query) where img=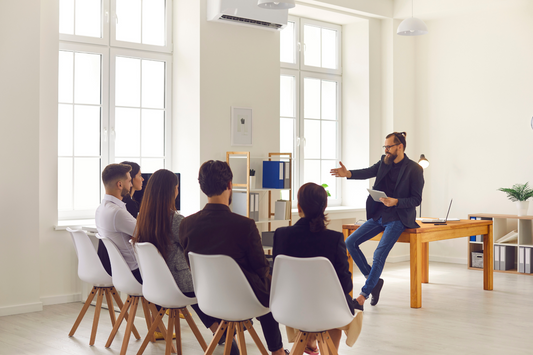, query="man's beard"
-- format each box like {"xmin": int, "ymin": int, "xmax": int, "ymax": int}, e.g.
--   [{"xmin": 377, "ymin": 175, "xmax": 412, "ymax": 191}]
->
[
  {"xmin": 384, "ymin": 153, "xmax": 397, "ymax": 165},
  {"xmin": 121, "ymin": 186, "xmax": 130, "ymax": 198}
]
